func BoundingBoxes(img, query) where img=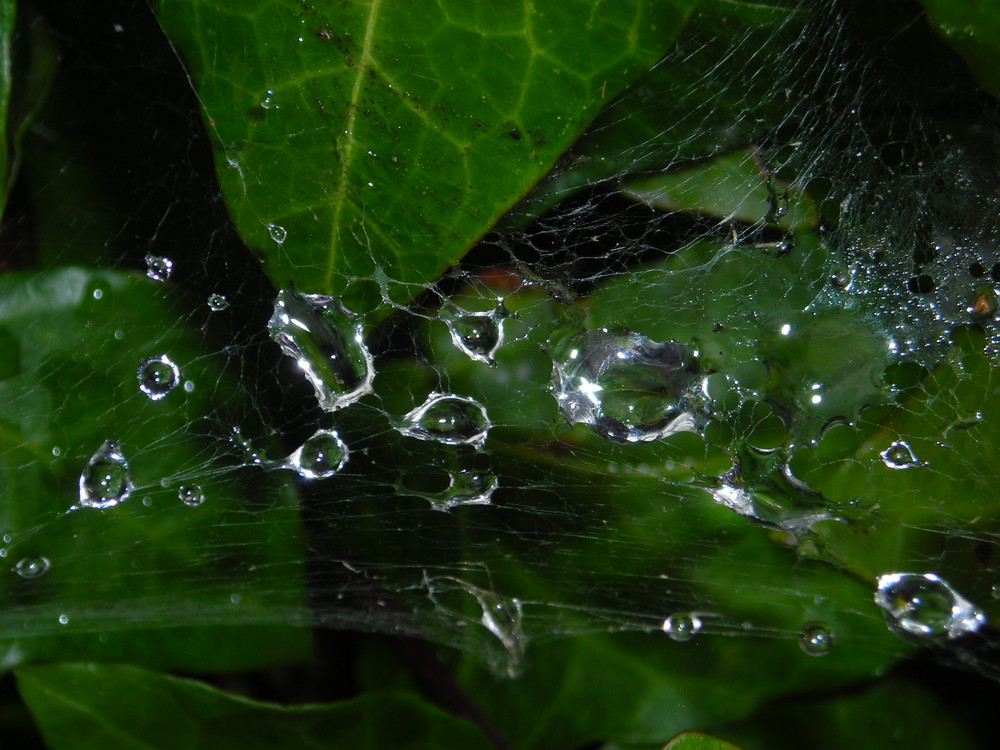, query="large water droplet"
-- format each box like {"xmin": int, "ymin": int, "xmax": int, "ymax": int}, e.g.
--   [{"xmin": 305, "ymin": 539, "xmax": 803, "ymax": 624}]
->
[
  {"xmin": 178, "ymin": 485, "xmax": 206, "ymax": 507},
  {"xmin": 662, "ymin": 612, "xmax": 702, "ymax": 642},
  {"xmin": 145, "ymin": 254, "xmax": 173, "ymax": 282},
  {"xmin": 14, "ymin": 556, "xmax": 50, "ymax": 579},
  {"xmin": 880, "ymin": 440, "xmax": 920, "ymax": 469},
  {"xmin": 137, "ymin": 355, "xmax": 180, "ymax": 401},
  {"xmin": 799, "ymin": 622, "xmax": 833, "ymax": 656},
  {"xmin": 441, "ymin": 306, "xmax": 504, "ymax": 365},
  {"xmin": 268, "ymin": 288, "xmax": 374, "ymax": 413},
  {"xmin": 207, "ymin": 294, "xmax": 229, "ymax": 311},
  {"xmin": 551, "ymin": 328, "xmax": 701, "ymax": 443},
  {"xmin": 78, "ymin": 440, "xmax": 133, "ymax": 509},
  {"xmin": 267, "ymin": 223, "xmax": 287, "ymax": 244},
  {"xmin": 283, "ymin": 429, "xmax": 349, "ymax": 480},
  {"xmin": 875, "ymin": 572, "xmax": 985, "ymax": 639},
  {"xmin": 397, "ymin": 393, "xmax": 490, "ymax": 449}
]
